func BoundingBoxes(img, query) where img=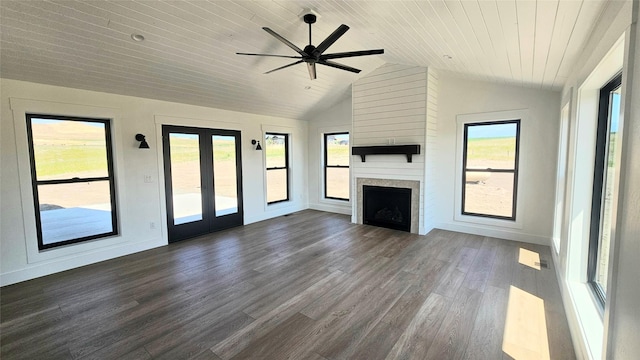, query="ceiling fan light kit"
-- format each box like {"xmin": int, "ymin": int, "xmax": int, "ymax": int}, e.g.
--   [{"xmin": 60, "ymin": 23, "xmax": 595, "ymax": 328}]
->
[{"xmin": 237, "ymin": 14, "xmax": 384, "ymax": 80}]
